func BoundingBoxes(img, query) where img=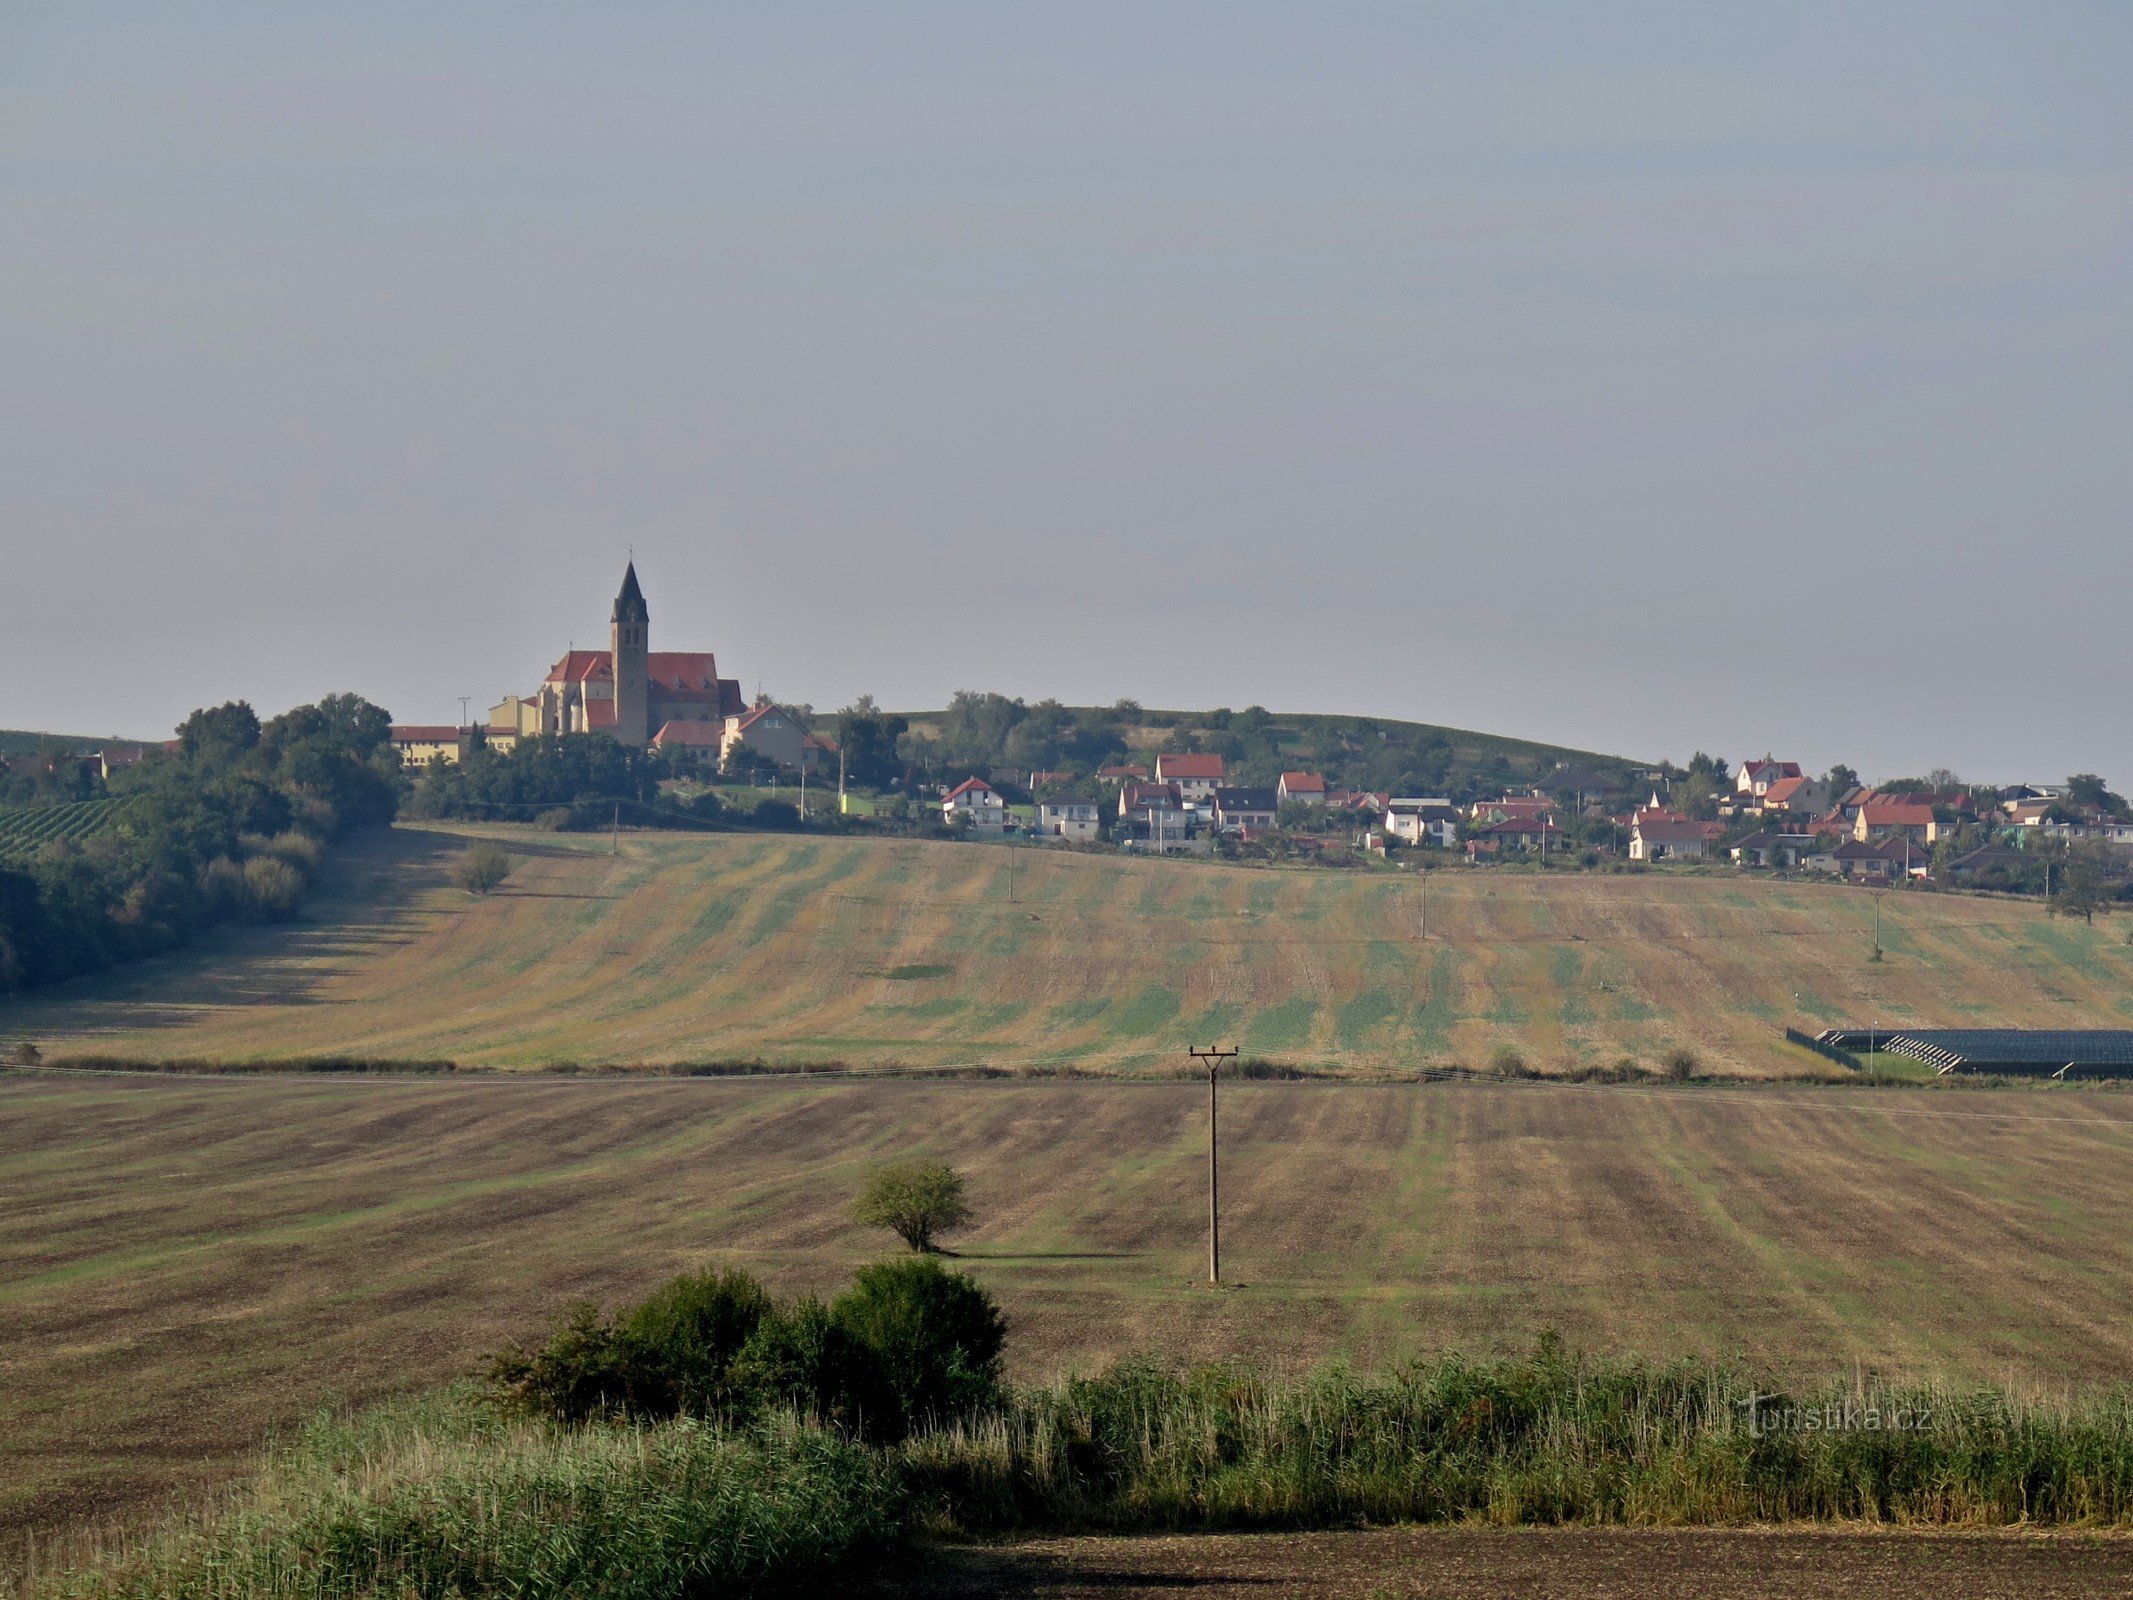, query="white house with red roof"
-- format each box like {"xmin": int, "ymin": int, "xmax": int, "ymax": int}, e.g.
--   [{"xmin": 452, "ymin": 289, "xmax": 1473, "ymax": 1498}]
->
[
  {"xmin": 1736, "ymin": 759, "xmax": 1804, "ymax": 797},
  {"xmin": 492, "ymin": 563, "xmax": 745, "ymax": 750},
  {"xmin": 942, "ymin": 776, "xmax": 1009, "ymax": 832},
  {"xmin": 1277, "ymin": 770, "xmax": 1328, "ymax": 806},
  {"xmin": 1154, "ymin": 752, "xmax": 1226, "ymax": 797}
]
